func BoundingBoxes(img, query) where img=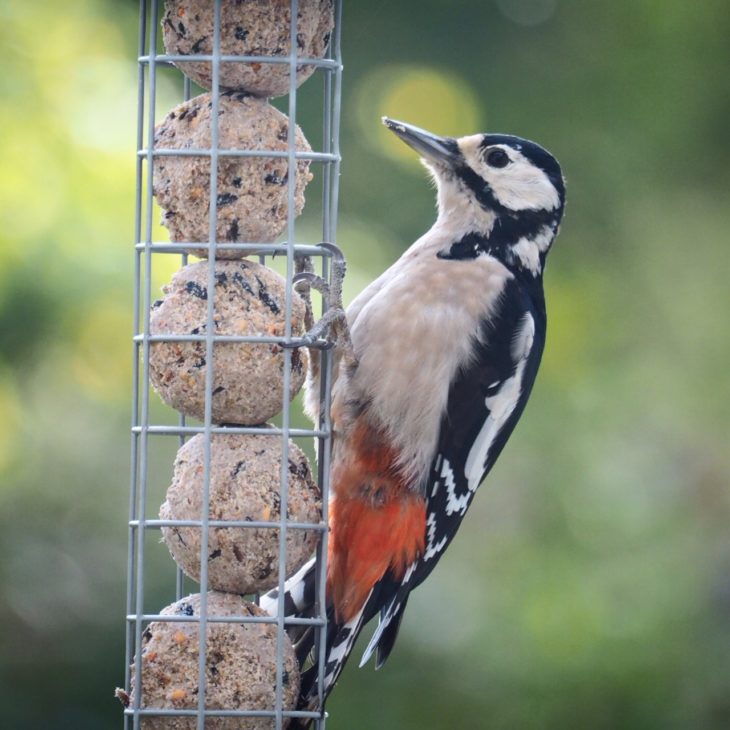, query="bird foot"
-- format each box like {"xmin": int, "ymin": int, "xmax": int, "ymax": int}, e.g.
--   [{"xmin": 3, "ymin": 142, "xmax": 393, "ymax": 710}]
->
[{"xmin": 289, "ymin": 244, "xmax": 353, "ymax": 359}]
